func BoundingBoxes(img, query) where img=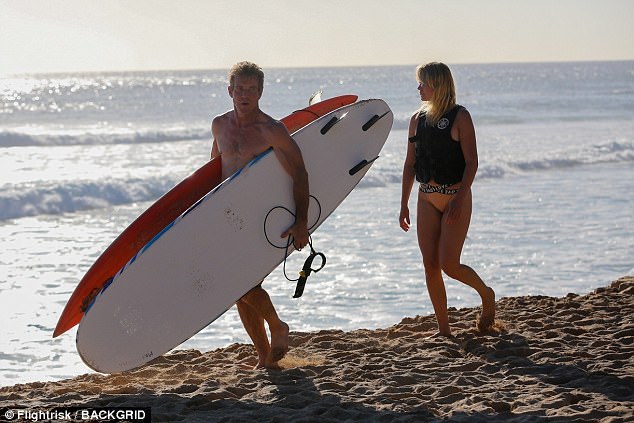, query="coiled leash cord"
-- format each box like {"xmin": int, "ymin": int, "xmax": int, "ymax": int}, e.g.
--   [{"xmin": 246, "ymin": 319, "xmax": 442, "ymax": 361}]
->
[{"xmin": 264, "ymin": 196, "xmax": 326, "ymax": 298}]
